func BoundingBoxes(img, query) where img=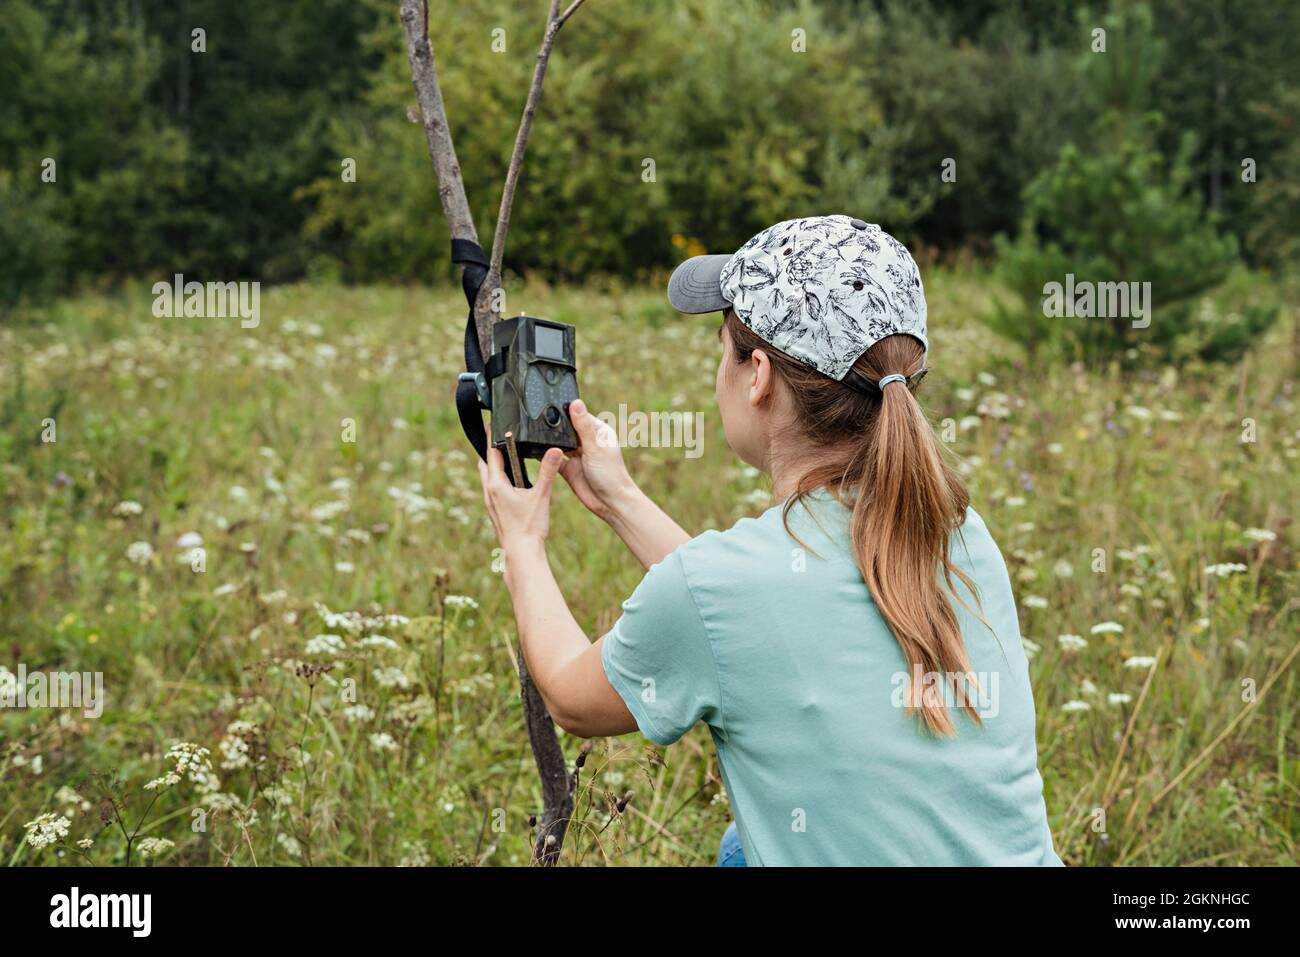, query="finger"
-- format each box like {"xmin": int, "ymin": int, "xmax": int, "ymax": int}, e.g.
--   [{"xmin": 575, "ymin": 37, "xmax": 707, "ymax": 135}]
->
[
  {"xmin": 559, "ymin": 453, "xmax": 585, "ymax": 486},
  {"xmin": 582, "ymin": 407, "xmax": 620, "ymax": 450},
  {"xmin": 534, "ymin": 447, "xmax": 564, "ymax": 499},
  {"xmin": 485, "ymin": 445, "xmax": 508, "ymax": 487},
  {"xmin": 568, "ymin": 399, "xmax": 600, "ymax": 446}
]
